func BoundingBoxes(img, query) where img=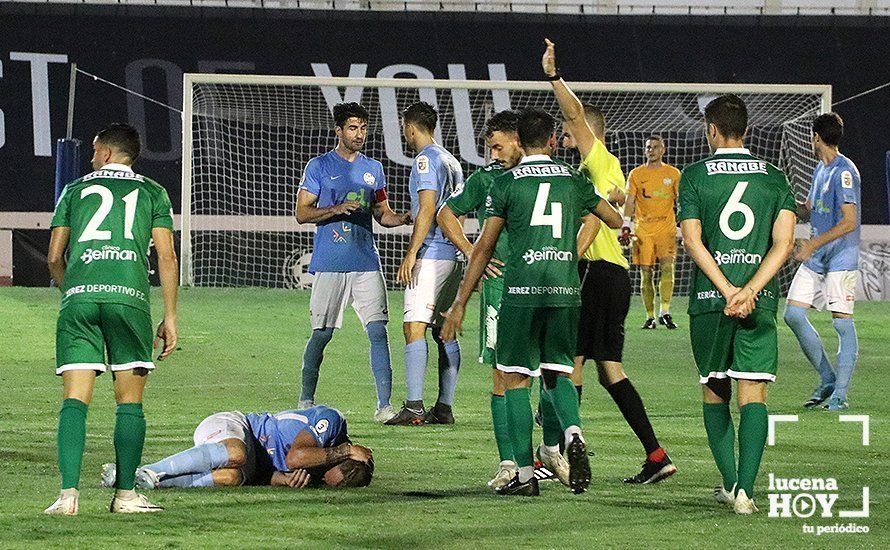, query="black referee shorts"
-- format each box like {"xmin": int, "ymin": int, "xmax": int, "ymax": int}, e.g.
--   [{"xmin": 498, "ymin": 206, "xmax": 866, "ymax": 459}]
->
[{"xmin": 577, "ymin": 260, "xmax": 631, "ymax": 363}]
